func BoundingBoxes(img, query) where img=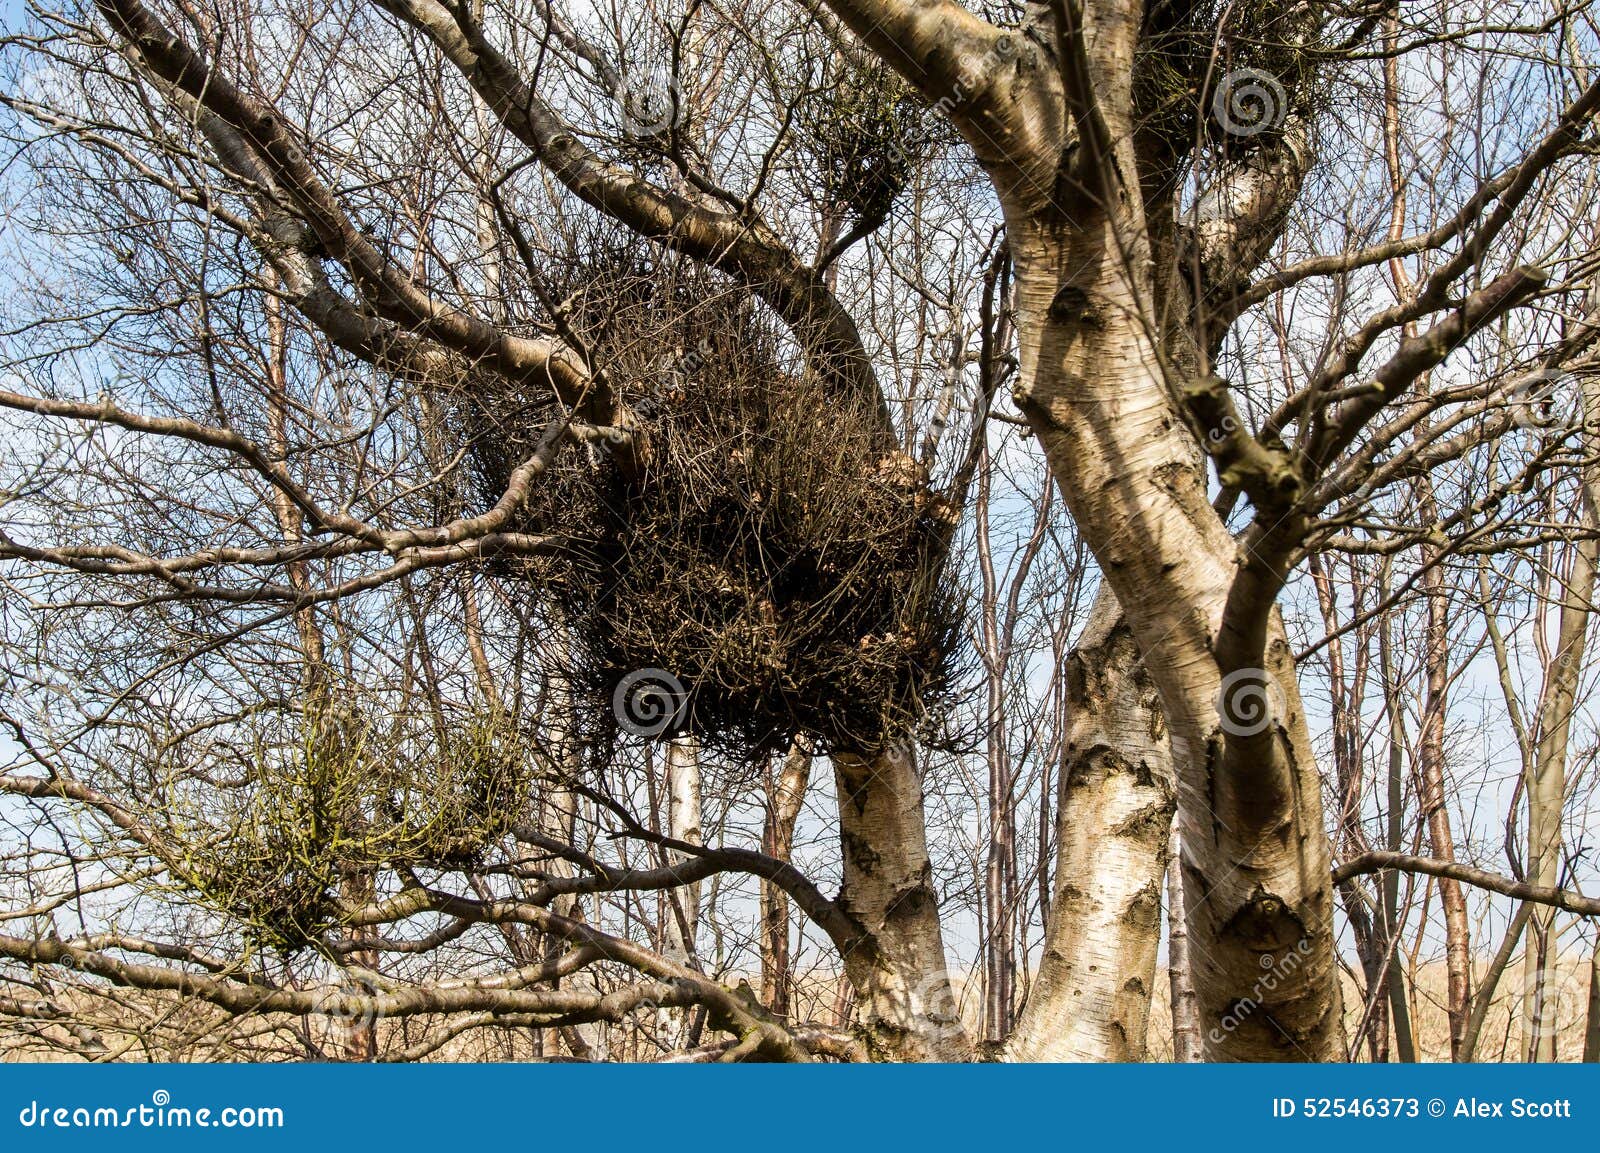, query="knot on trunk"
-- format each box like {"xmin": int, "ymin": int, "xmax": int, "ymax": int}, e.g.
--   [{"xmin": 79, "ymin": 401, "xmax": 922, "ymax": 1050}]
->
[{"xmin": 1222, "ymin": 887, "xmax": 1308, "ymax": 953}]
